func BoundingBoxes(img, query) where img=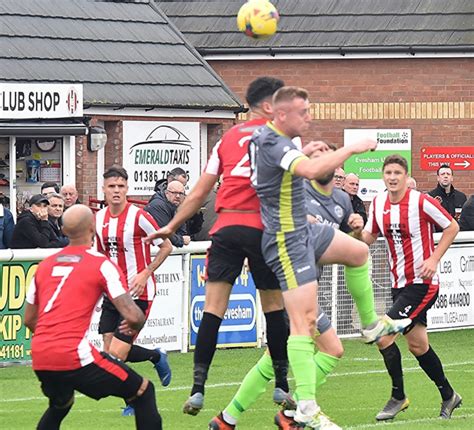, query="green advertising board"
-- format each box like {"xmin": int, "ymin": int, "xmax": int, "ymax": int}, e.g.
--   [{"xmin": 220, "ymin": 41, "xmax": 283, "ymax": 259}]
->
[
  {"xmin": 0, "ymin": 261, "xmax": 38, "ymax": 363},
  {"xmin": 344, "ymin": 129, "xmax": 412, "ymax": 201}
]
